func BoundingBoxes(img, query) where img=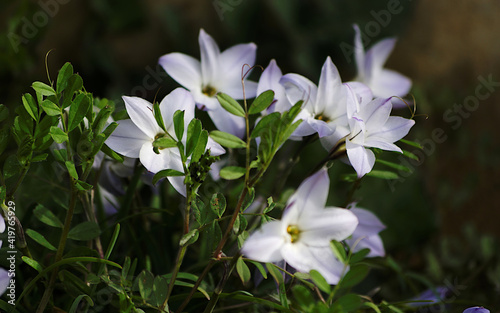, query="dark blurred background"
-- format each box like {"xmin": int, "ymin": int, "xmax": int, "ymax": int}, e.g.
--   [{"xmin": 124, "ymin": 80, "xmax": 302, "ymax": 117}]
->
[{"xmin": 2, "ymin": 0, "xmax": 500, "ymax": 308}]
